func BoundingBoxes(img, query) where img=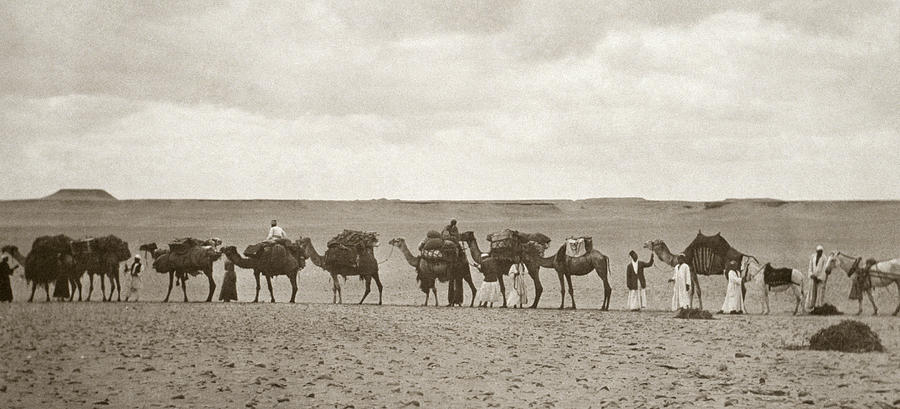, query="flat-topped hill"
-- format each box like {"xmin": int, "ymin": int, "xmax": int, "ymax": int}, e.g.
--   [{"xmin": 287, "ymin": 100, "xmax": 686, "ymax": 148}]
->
[{"xmin": 41, "ymin": 189, "xmax": 117, "ymax": 201}]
